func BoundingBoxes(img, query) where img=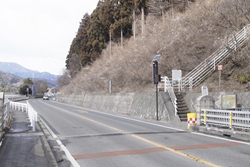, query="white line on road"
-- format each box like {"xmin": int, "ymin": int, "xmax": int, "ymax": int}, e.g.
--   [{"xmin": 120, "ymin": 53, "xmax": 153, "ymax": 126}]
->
[
  {"xmin": 51, "ymin": 100, "xmax": 250, "ymax": 146},
  {"xmin": 39, "ymin": 116, "xmax": 80, "ymax": 167}
]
